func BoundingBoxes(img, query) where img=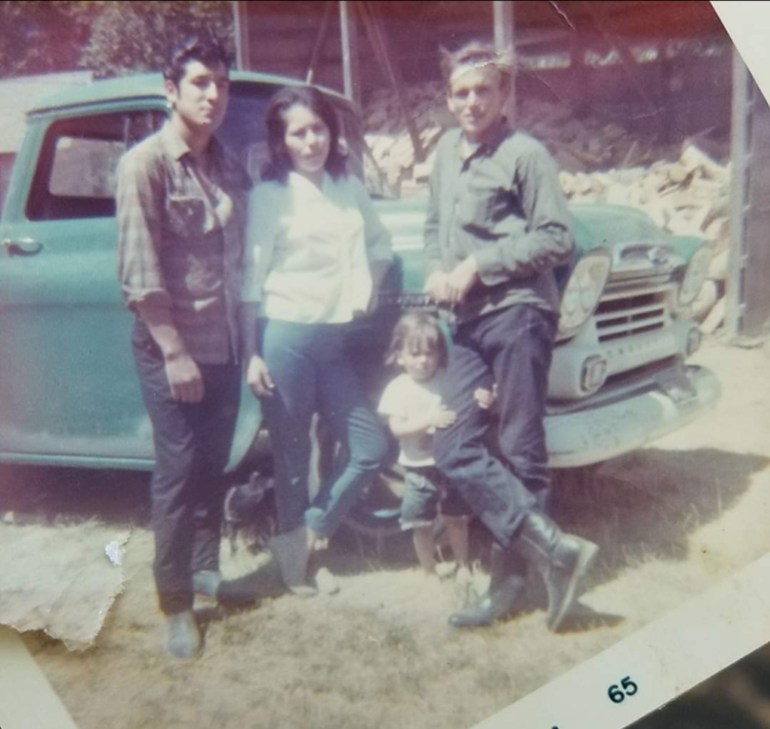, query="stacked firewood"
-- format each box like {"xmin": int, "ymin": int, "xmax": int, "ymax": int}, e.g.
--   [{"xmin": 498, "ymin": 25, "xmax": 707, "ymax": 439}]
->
[
  {"xmin": 558, "ymin": 143, "xmax": 730, "ymax": 332},
  {"xmin": 362, "ymin": 84, "xmax": 731, "ymax": 332}
]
